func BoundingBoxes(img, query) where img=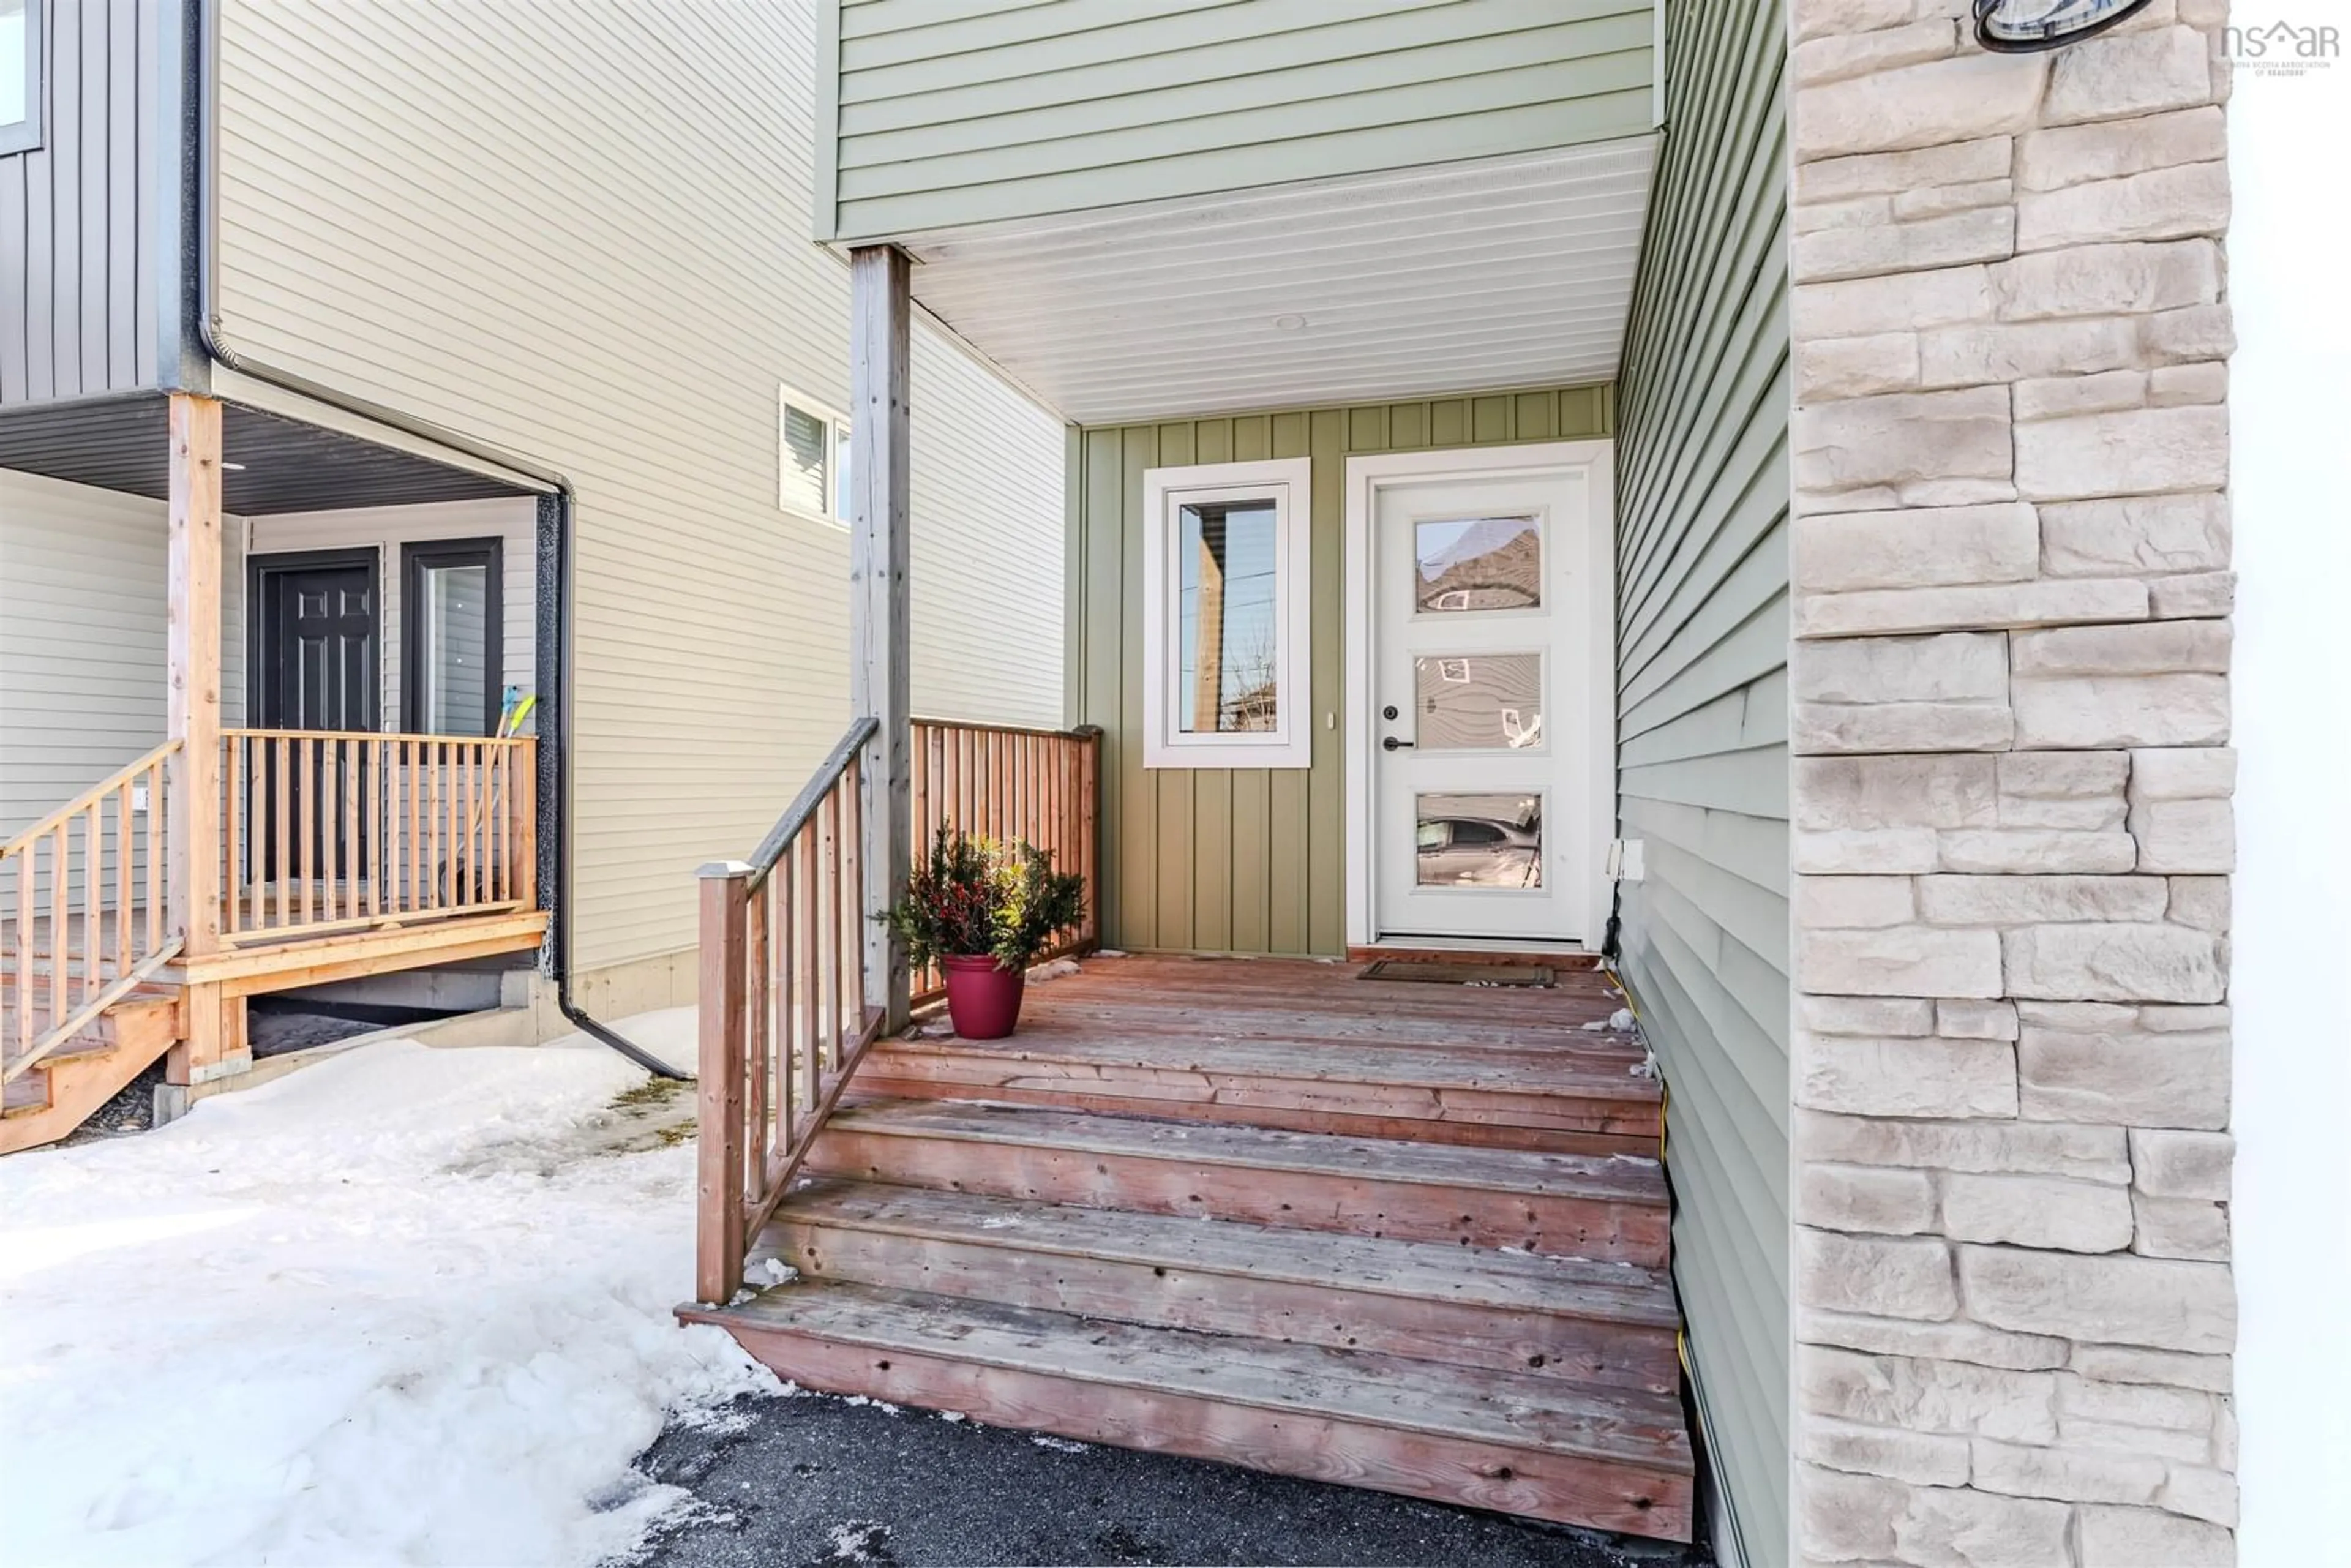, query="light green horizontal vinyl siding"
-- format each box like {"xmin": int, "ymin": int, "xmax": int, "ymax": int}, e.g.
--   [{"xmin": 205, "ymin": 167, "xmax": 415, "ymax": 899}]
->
[
  {"xmin": 820, "ymin": 0, "xmax": 1657, "ymax": 241},
  {"xmin": 1069, "ymin": 385, "xmax": 1614, "ymax": 958},
  {"xmin": 1610, "ymin": 1, "xmax": 1787, "ymax": 1563}
]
